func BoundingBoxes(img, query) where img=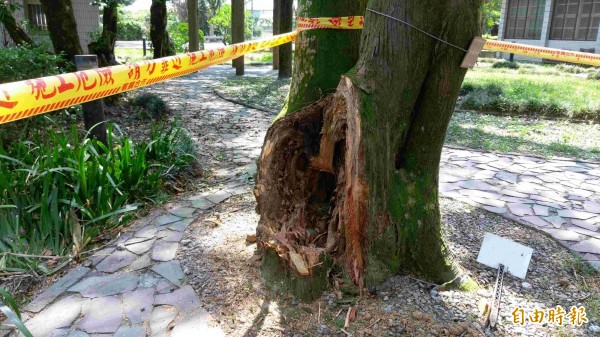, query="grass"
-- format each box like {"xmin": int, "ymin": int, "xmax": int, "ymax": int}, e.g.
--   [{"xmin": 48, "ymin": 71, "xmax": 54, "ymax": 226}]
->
[
  {"xmin": 214, "ymin": 64, "xmax": 600, "ymax": 162},
  {"xmin": 115, "ymin": 48, "xmax": 152, "ymax": 63},
  {"xmin": 461, "ymin": 63, "xmax": 600, "ymax": 121},
  {"xmin": 446, "ymin": 111, "xmax": 600, "ymax": 161}
]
